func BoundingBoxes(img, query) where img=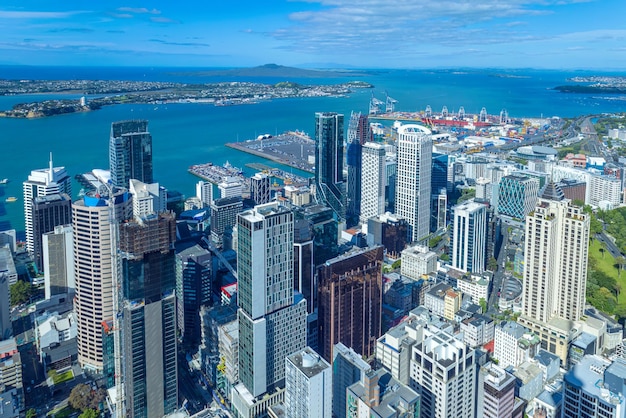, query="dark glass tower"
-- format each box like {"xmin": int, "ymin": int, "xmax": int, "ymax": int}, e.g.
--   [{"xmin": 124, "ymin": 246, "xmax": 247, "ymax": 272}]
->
[
  {"xmin": 314, "ymin": 112, "xmax": 346, "ymax": 221},
  {"xmin": 346, "ymin": 112, "xmax": 373, "ymax": 227},
  {"xmin": 31, "ymin": 193, "xmax": 72, "ymax": 271},
  {"xmin": 119, "ymin": 212, "xmax": 178, "ymax": 418},
  {"xmin": 109, "ymin": 120, "xmax": 153, "ymax": 188}
]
